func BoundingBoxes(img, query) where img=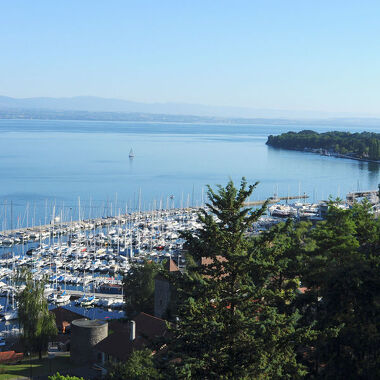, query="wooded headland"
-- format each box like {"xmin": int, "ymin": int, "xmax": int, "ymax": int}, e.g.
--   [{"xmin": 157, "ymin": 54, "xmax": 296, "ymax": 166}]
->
[{"xmin": 266, "ymin": 130, "xmax": 380, "ymax": 162}]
